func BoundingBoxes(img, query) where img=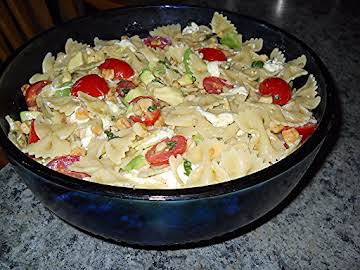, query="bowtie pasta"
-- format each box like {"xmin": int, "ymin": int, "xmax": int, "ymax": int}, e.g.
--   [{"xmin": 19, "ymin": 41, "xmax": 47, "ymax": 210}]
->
[{"xmin": 6, "ymin": 12, "xmax": 320, "ymax": 189}]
